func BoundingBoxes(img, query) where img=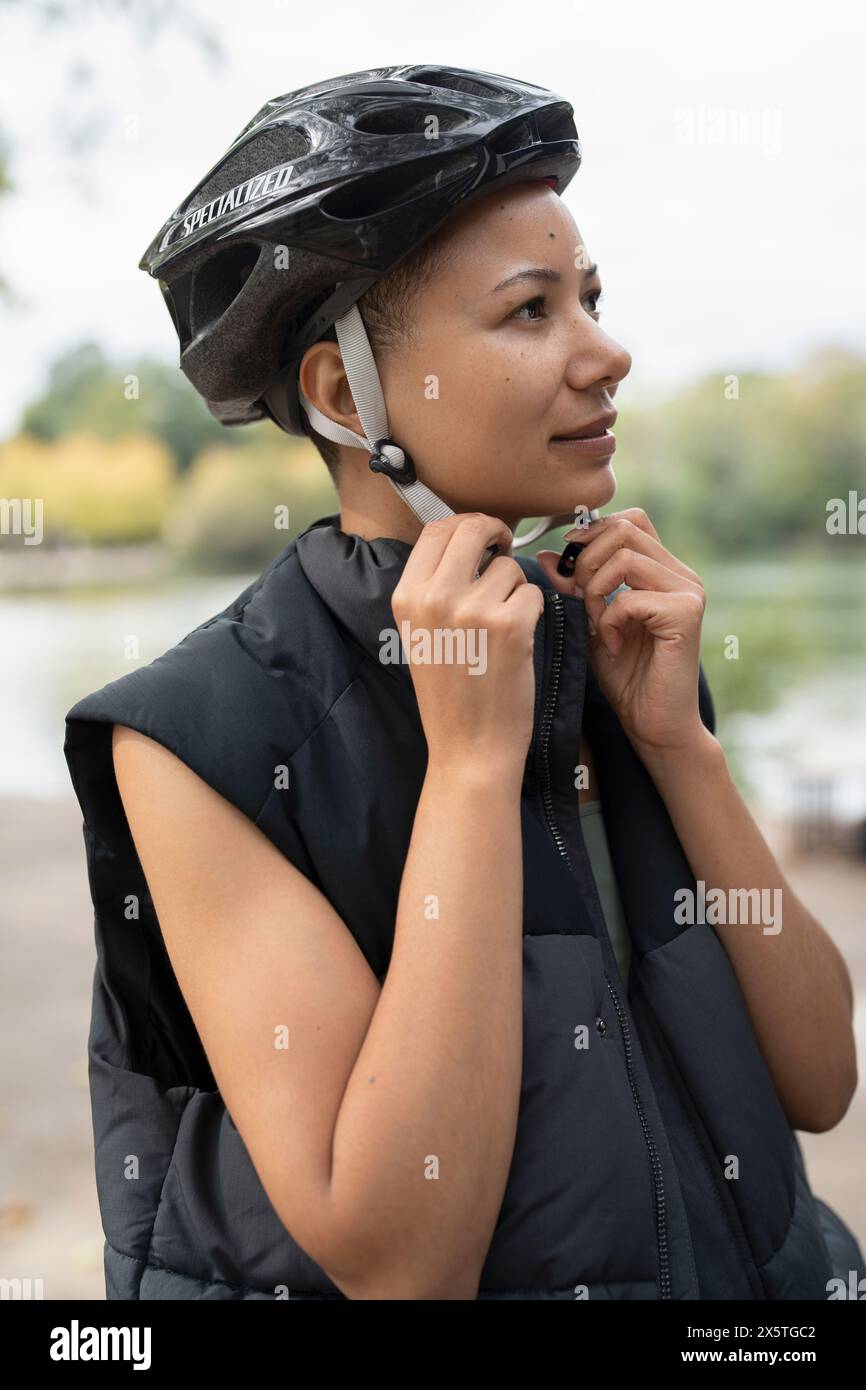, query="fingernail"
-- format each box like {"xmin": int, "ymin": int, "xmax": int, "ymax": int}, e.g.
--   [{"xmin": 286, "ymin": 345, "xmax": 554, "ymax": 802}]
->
[{"xmin": 587, "ymin": 615, "xmax": 597, "ymax": 635}]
